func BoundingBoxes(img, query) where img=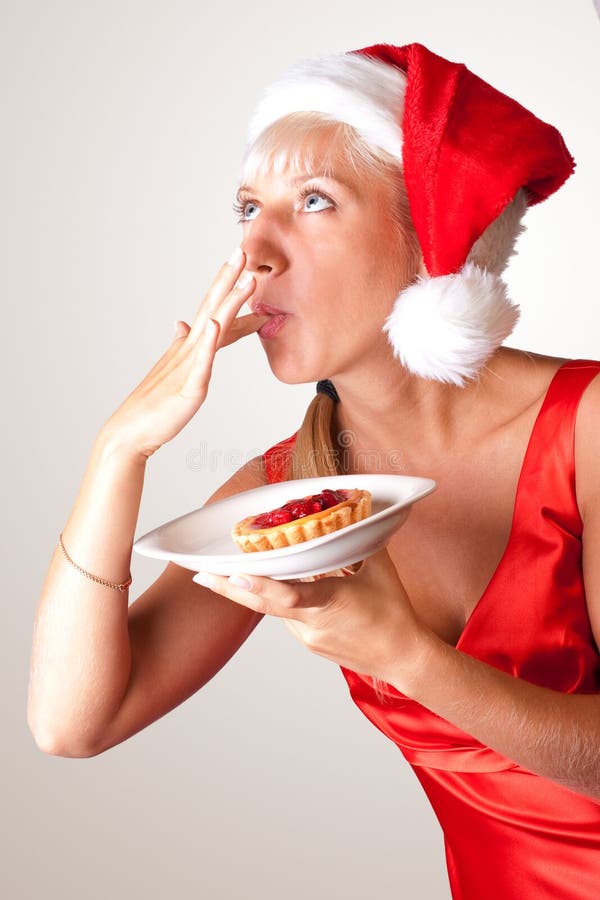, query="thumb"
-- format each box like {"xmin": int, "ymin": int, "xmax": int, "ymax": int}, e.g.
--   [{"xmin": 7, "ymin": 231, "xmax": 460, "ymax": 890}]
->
[{"xmin": 172, "ymin": 319, "xmax": 189, "ymax": 340}]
